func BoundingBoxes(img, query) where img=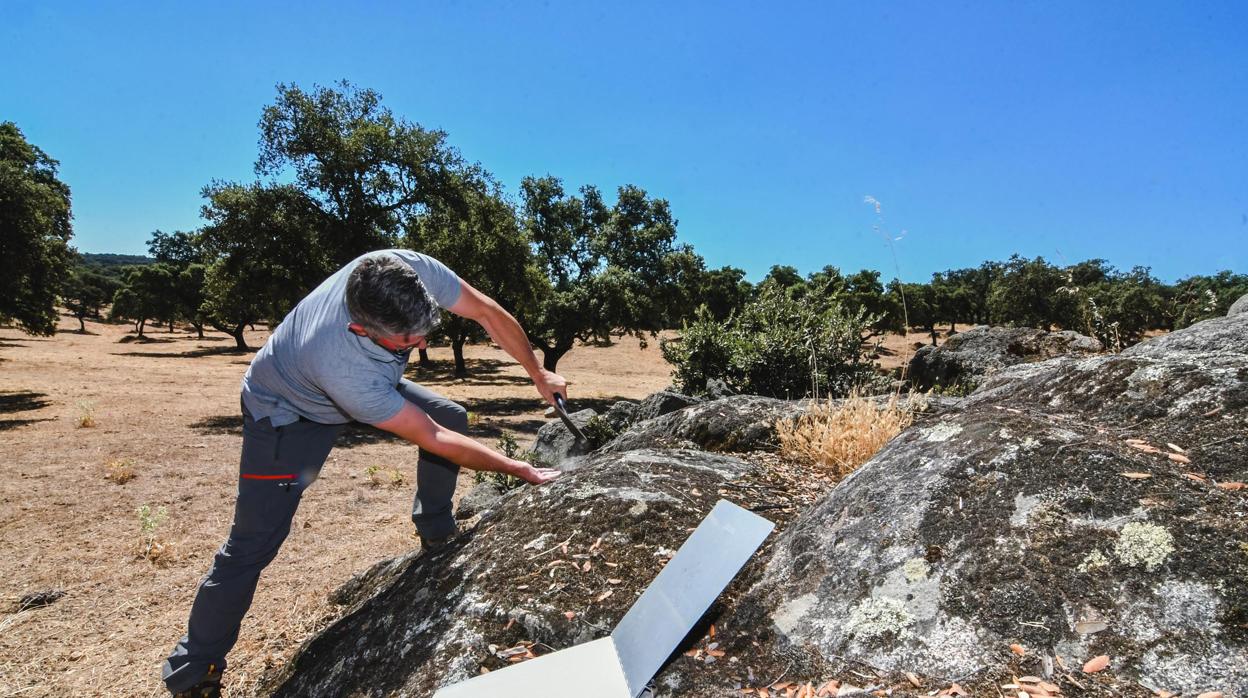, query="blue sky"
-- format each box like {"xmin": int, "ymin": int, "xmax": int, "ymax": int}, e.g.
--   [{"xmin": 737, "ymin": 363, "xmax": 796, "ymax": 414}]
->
[{"xmin": 2, "ymin": 0, "xmax": 1244, "ymax": 282}]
